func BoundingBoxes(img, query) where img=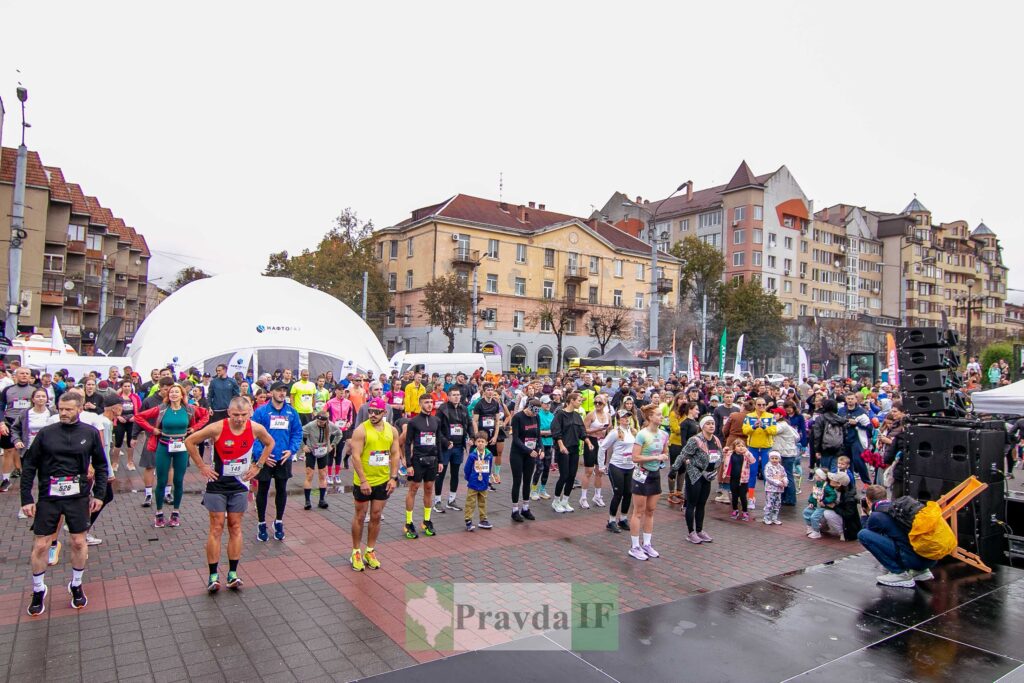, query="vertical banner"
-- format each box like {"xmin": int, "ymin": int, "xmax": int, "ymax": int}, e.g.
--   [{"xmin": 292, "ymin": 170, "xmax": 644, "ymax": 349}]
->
[
  {"xmin": 733, "ymin": 334, "xmax": 745, "ymax": 376},
  {"xmin": 671, "ymin": 330, "xmax": 678, "ymax": 374},
  {"xmin": 692, "ymin": 352, "xmax": 701, "ymax": 377},
  {"xmin": 51, "ymin": 316, "xmax": 66, "ymax": 355},
  {"xmin": 718, "ymin": 328, "xmax": 727, "ymax": 379},
  {"xmin": 798, "ymin": 346, "xmax": 809, "ymax": 382},
  {"xmin": 687, "ymin": 341, "xmax": 695, "ymax": 378},
  {"xmin": 886, "ymin": 333, "xmax": 899, "ymax": 387},
  {"xmin": 227, "ymin": 349, "xmax": 254, "ymax": 378}
]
